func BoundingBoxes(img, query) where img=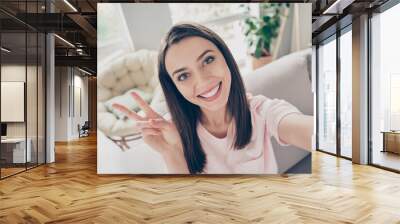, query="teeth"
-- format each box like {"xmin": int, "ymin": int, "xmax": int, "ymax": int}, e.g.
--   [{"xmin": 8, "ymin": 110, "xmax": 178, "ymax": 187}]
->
[{"xmin": 199, "ymin": 83, "xmax": 220, "ymax": 98}]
